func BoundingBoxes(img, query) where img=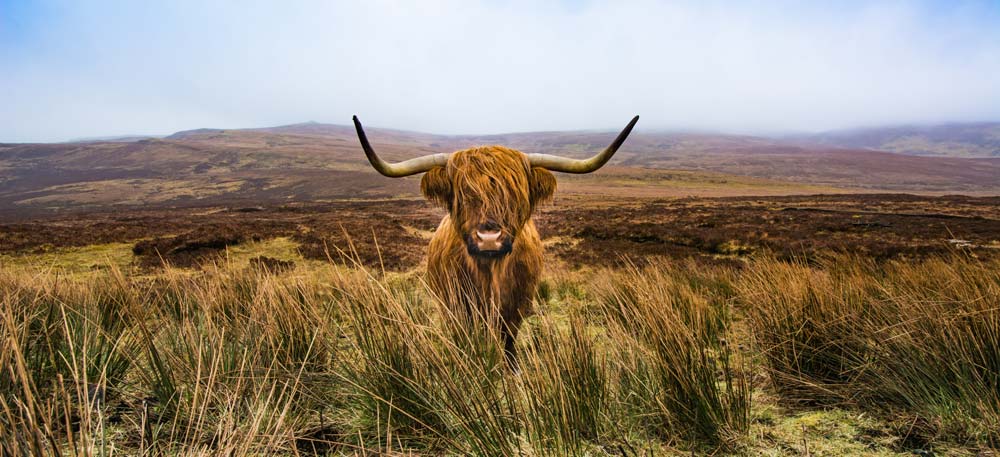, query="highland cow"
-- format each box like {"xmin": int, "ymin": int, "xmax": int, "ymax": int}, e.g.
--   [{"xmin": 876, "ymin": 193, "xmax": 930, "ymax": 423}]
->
[{"xmin": 354, "ymin": 115, "xmax": 638, "ymax": 363}]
